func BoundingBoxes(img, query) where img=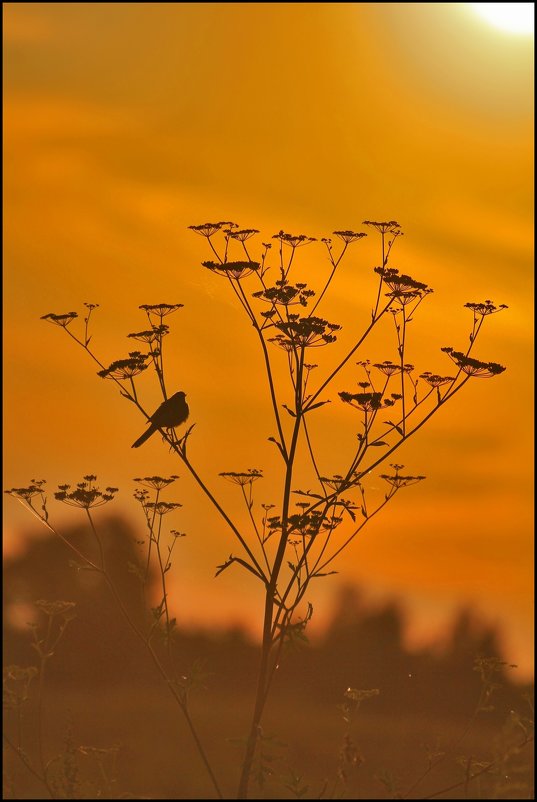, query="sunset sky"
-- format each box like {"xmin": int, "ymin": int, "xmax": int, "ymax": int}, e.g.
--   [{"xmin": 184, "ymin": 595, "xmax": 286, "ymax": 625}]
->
[{"xmin": 4, "ymin": 3, "xmax": 533, "ymax": 676}]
